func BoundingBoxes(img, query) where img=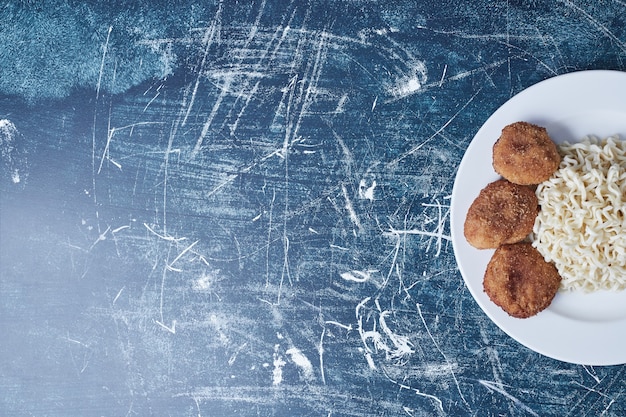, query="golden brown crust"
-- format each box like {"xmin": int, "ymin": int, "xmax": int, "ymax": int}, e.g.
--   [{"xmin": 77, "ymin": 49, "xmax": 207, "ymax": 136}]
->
[
  {"xmin": 464, "ymin": 179, "xmax": 539, "ymax": 249},
  {"xmin": 492, "ymin": 121, "xmax": 561, "ymax": 185},
  {"xmin": 483, "ymin": 243, "xmax": 561, "ymax": 318}
]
